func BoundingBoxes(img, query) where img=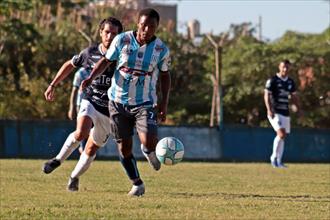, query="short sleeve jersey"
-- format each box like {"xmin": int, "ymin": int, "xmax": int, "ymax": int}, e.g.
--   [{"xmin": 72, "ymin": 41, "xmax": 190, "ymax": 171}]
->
[
  {"xmin": 71, "ymin": 43, "xmax": 116, "ymax": 116},
  {"xmin": 72, "ymin": 67, "xmax": 90, "ymax": 106},
  {"xmin": 265, "ymin": 74, "xmax": 296, "ymax": 116},
  {"xmin": 105, "ymin": 31, "xmax": 171, "ymax": 106}
]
